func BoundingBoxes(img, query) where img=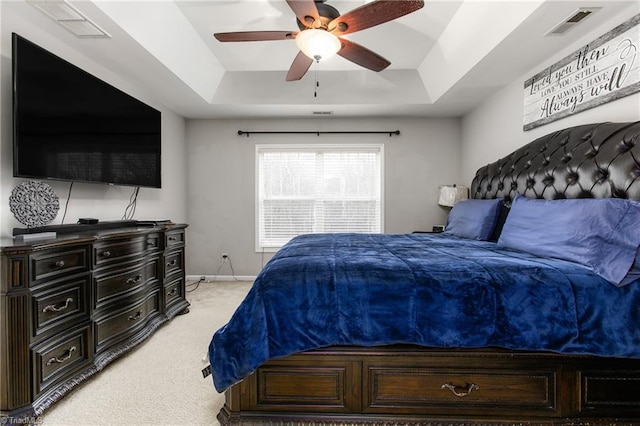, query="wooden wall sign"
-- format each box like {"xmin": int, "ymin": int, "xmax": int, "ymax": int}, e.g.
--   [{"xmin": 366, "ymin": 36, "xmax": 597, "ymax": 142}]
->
[{"xmin": 523, "ymin": 14, "xmax": 639, "ymax": 131}]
